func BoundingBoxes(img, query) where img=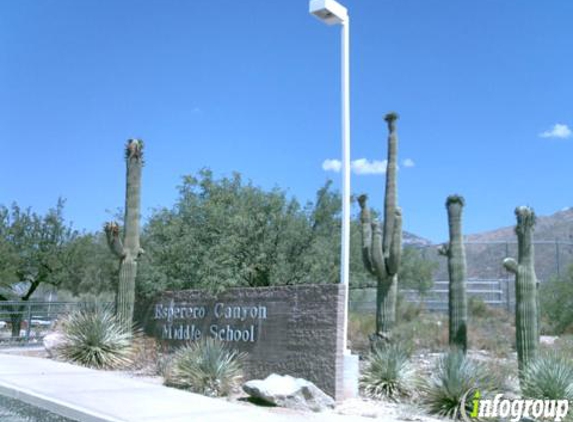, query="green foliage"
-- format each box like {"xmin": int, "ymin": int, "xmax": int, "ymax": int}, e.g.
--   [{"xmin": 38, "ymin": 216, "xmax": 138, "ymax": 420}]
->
[
  {"xmin": 520, "ymin": 350, "xmax": 573, "ymax": 402},
  {"xmin": 56, "ymin": 309, "xmax": 134, "ymax": 369},
  {"xmin": 0, "ymin": 199, "xmax": 79, "ymax": 301},
  {"xmin": 540, "ymin": 267, "xmax": 573, "ymax": 335},
  {"xmin": 419, "ymin": 349, "xmax": 499, "ymax": 420},
  {"xmin": 137, "ymin": 170, "xmax": 341, "ymax": 298},
  {"xmin": 468, "ymin": 297, "xmax": 490, "ymax": 318},
  {"xmin": 360, "ymin": 343, "xmax": 412, "ymax": 401},
  {"xmin": 164, "ymin": 338, "xmax": 246, "ymax": 397},
  {"xmin": 57, "ymin": 232, "xmax": 118, "ymax": 296},
  {"xmin": 399, "ymin": 247, "xmax": 438, "ymax": 297}
]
